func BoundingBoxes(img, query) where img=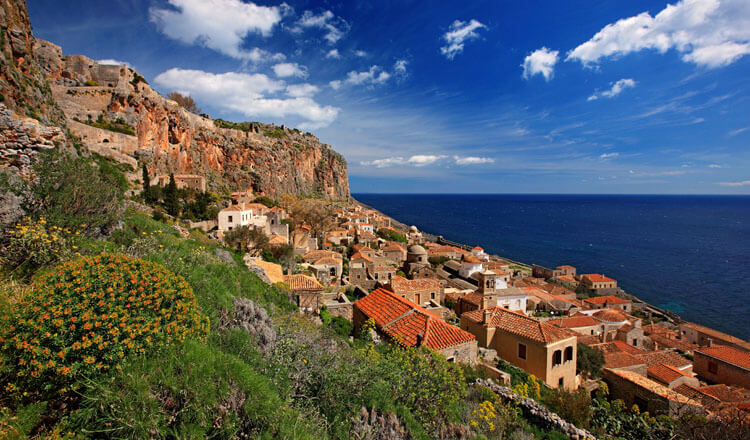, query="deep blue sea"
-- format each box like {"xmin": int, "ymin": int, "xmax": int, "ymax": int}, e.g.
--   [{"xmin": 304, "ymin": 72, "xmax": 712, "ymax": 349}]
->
[{"xmin": 354, "ymin": 194, "xmax": 750, "ymax": 340}]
